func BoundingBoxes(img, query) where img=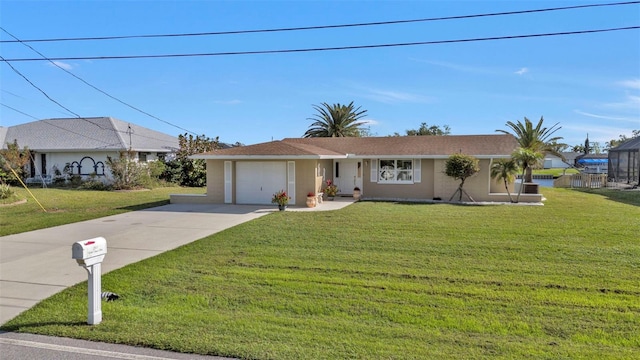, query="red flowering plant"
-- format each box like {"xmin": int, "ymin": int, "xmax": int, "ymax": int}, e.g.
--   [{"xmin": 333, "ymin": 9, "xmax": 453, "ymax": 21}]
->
[
  {"xmin": 271, "ymin": 190, "xmax": 290, "ymax": 206},
  {"xmin": 323, "ymin": 179, "xmax": 338, "ymax": 197}
]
